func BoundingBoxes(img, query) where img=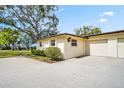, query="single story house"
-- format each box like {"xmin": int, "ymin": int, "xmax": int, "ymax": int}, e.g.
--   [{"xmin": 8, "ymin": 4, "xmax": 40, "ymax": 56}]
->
[{"xmin": 37, "ymin": 30, "xmax": 124, "ymax": 59}]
